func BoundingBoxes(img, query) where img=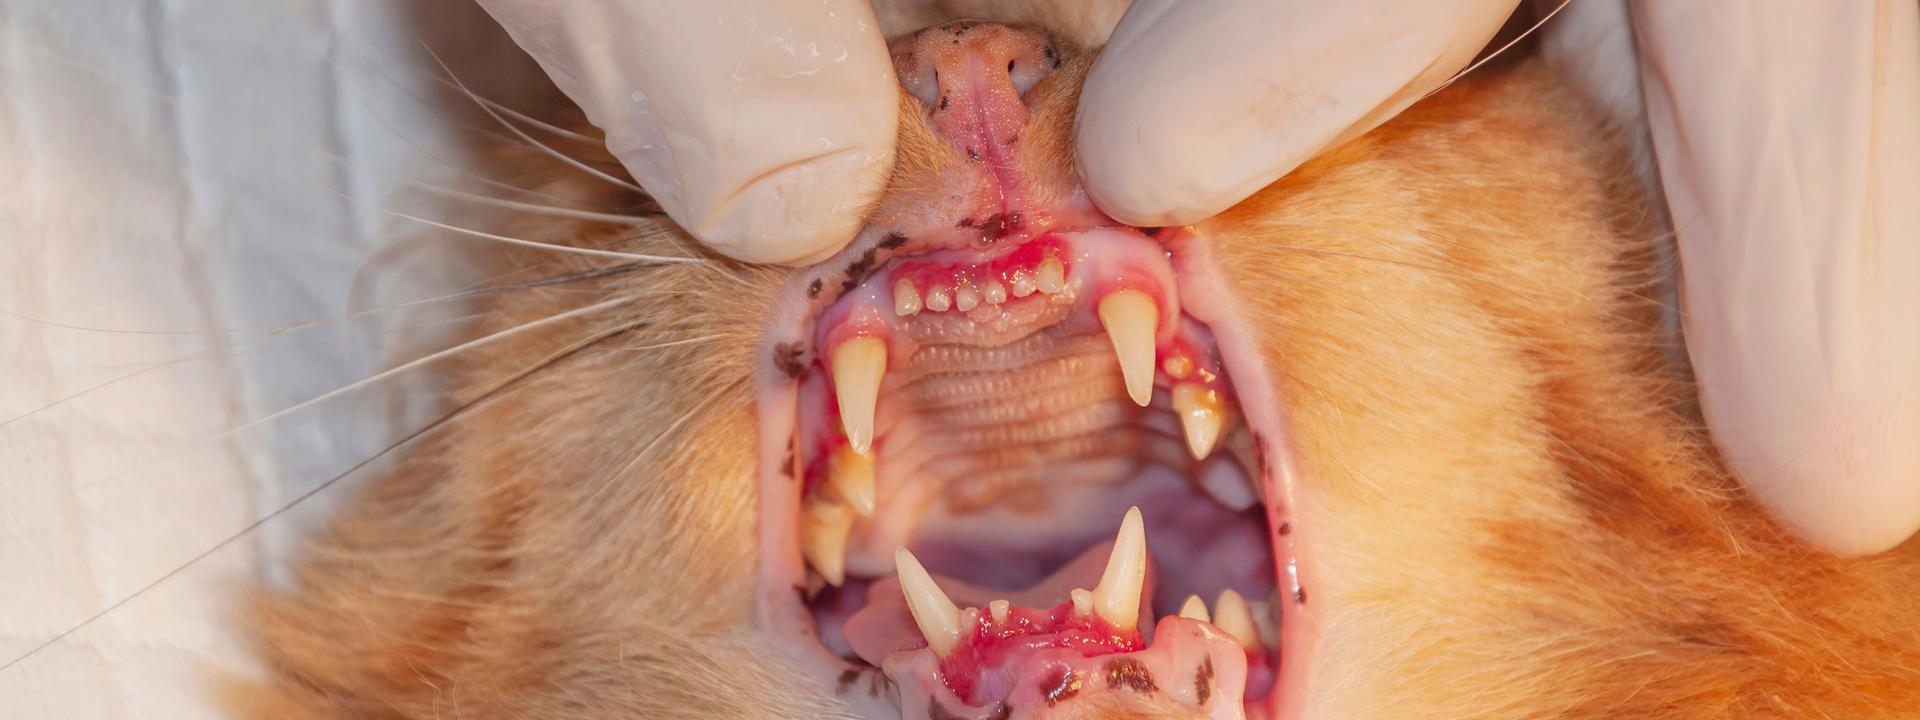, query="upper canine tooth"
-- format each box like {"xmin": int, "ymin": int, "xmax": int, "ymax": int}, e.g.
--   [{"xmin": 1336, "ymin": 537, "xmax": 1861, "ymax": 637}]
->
[
  {"xmin": 983, "ymin": 279, "xmax": 1008, "ymax": 304},
  {"xmin": 895, "ymin": 548, "xmax": 964, "ymax": 656},
  {"xmin": 1036, "ymin": 257, "xmax": 1066, "ymax": 294},
  {"xmin": 802, "ymin": 500, "xmax": 854, "ymax": 586},
  {"xmin": 893, "ymin": 279, "xmax": 922, "ymax": 317},
  {"xmin": 1178, "ymin": 594, "xmax": 1211, "ymax": 623},
  {"xmin": 1172, "ymin": 383, "xmax": 1227, "ymax": 460},
  {"xmin": 827, "ymin": 444, "xmax": 876, "ymax": 516},
  {"xmin": 926, "ymin": 287, "xmax": 953, "ymax": 312},
  {"xmin": 1091, "ymin": 506, "xmax": 1148, "ymax": 632},
  {"xmin": 1097, "ymin": 290, "xmax": 1158, "ymax": 407},
  {"xmin": 832, "ymin": 337, "xmax": 887, "ymax": 455},
  {"xmin": 954, "ymin": 283, "xmax": 980, "ymax": 311},
  {"xmin": 1212, "ymin": 589, "xmax": 1262, "ymax": 651}
]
